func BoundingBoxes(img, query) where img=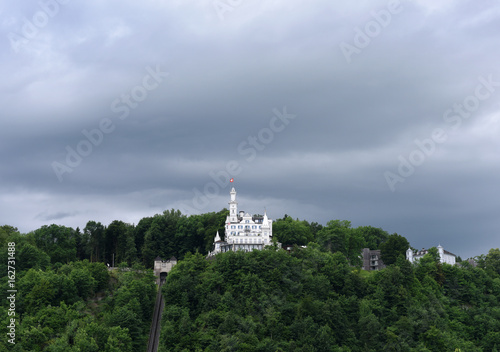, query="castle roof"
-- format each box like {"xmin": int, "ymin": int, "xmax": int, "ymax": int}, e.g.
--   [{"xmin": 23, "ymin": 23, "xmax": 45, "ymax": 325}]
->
[{"xmin": 411, "ymin": 246, "xmax": 457, "ymax": 258}]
